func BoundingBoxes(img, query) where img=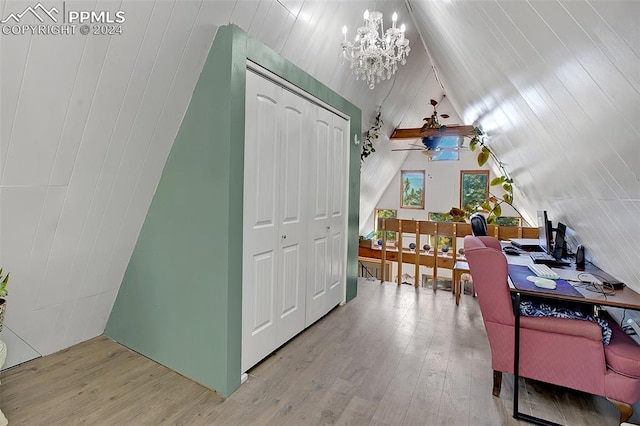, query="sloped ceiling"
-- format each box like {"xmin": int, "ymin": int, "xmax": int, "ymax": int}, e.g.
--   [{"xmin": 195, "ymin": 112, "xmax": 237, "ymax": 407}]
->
[
  {"xmin": 406, "ymin": 0, "xmax": 640, "ymax": 287},
  {"xmin": 0, "ymin": 0, "xmax": 638, "ymax": 369}
]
